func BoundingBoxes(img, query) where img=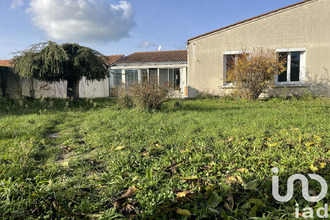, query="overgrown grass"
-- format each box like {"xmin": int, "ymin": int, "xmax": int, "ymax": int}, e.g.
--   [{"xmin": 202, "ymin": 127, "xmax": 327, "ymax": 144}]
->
[{"xmin": 0, "ymin": 97, "xmax": 329, "ymax": 219}]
